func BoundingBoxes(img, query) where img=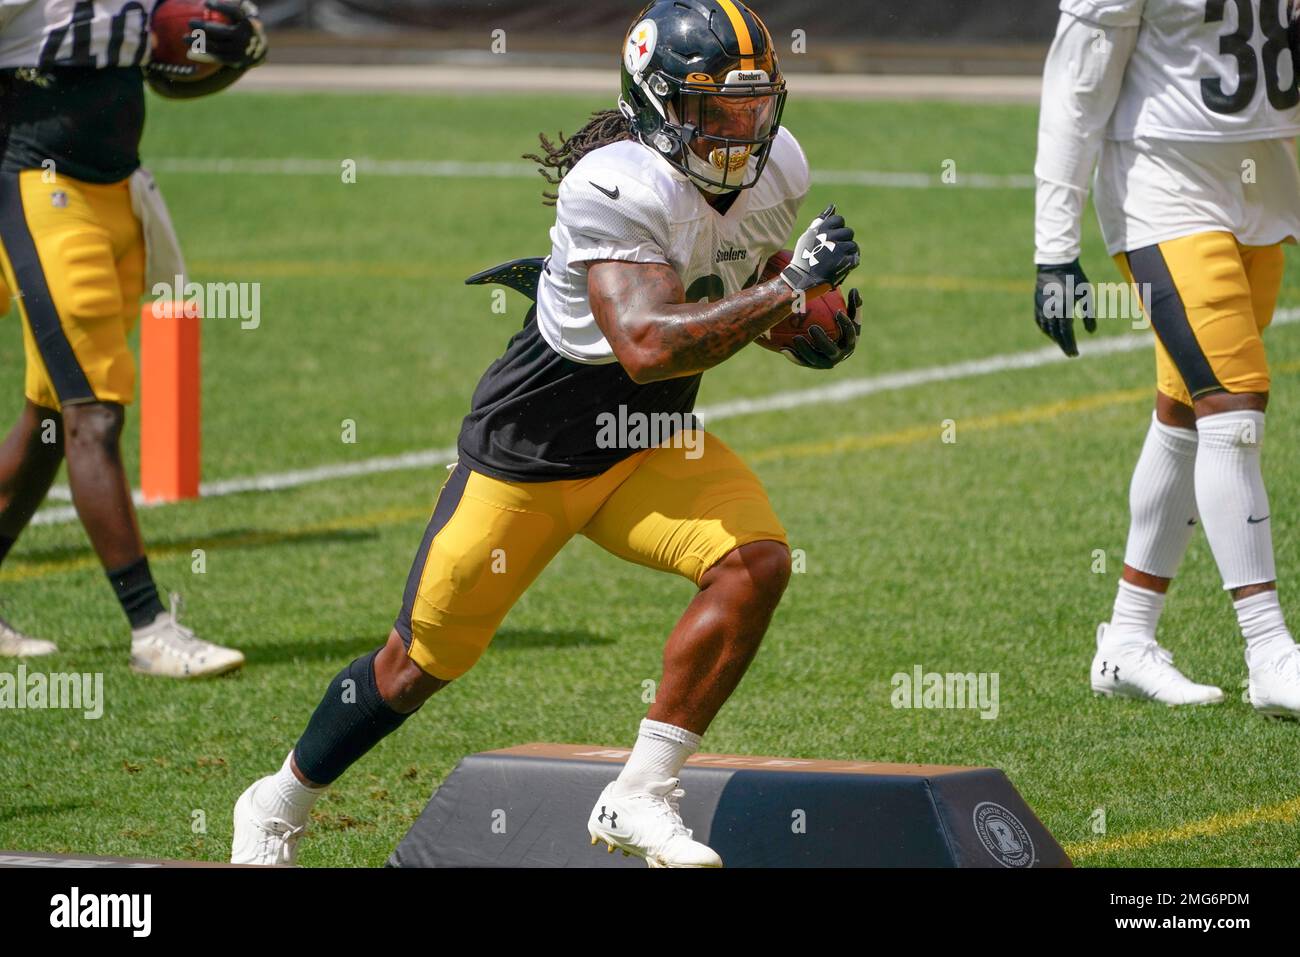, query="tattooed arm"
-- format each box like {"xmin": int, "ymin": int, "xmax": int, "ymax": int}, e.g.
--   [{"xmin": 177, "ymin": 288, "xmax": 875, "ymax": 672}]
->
[{"xmin": 586, "ymin": 259, "xmax": 797, "ymax": 384}]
